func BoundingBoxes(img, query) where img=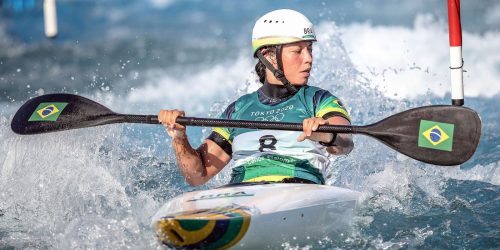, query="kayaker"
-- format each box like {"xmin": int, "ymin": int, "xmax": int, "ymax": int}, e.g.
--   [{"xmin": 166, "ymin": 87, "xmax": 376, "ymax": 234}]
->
[{"xmin": 158, "ymin": 9, "xmax": 353, "ymax": 186}]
